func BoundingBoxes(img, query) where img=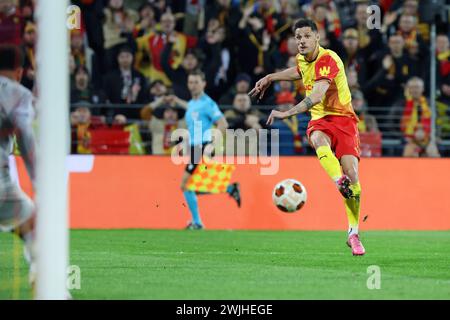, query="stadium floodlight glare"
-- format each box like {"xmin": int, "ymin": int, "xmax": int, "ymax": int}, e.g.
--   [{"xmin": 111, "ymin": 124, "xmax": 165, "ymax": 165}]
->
[{"xmin": 35, "ymin": 0, "xmax": 70, "ymax": 299}]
